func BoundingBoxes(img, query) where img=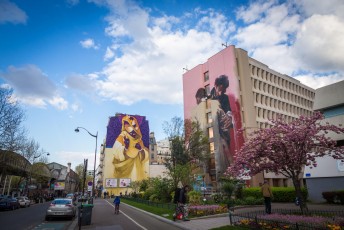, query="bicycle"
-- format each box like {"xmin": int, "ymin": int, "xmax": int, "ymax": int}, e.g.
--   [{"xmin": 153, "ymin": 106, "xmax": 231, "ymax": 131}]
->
[{"xmin": 114, "ymin": 203, "xmax": 119, "ymax": 214}]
